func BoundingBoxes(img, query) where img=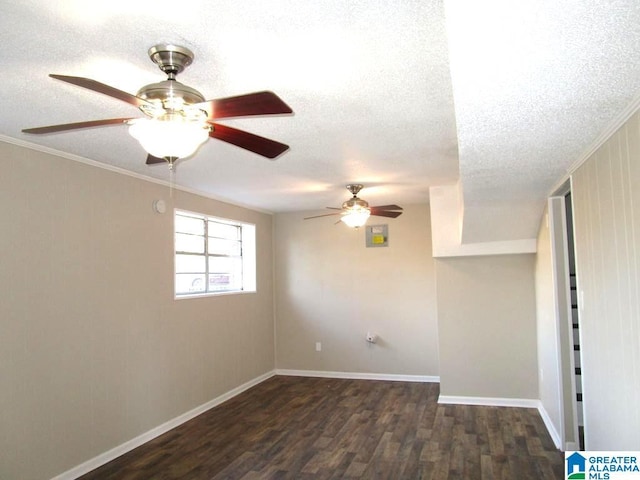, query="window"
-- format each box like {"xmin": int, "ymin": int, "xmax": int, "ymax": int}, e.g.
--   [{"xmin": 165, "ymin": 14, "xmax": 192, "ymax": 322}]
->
[{"xmin": 174, "ymin": 210, "xmax": 256, "ymax": 297}]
